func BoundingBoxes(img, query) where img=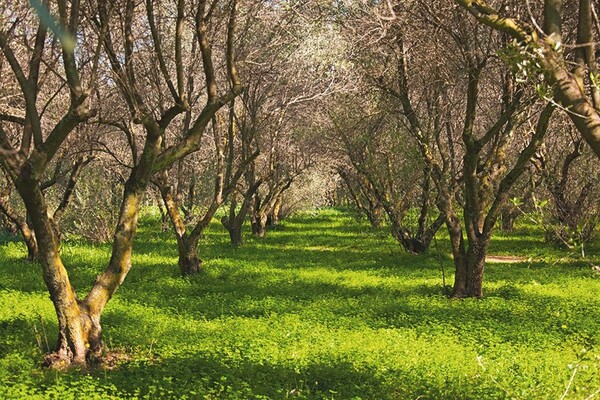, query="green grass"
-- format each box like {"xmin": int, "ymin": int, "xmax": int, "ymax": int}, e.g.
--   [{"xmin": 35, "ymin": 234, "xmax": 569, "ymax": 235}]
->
[{"xmin": 0, "ymin": 209, "xmax": 599, "ymax": 399}]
